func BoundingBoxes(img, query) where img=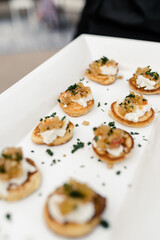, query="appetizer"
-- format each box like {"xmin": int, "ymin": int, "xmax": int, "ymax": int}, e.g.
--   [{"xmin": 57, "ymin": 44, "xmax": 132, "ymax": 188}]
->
[
  {"xmin": 92, "ymin": 124, "xmax": 134, "ymax": 168},
  {"xmin": 0, "ymin": 147, "xmax": 41, "ymax": 201},
  {"xmin": 58, "ymin": 82, "xmax": 94, "ymax": 117},
  {"xmin": 85, "ymin": 56, "xmax": 118, "ymax": 85},
  {"xmin": 109, "ymin": 92, "xmax": 155, "ymax": 127},
  {"xmin": 32, "ymin": 113, "xmax": 74, "ymax": 146},
  {"xmin": 44, "ymin": 179, "xmax": 106, "ymax": 237},
  {"xmin": 129, "ymin": 66, "xmax": 160, "ymax": 94}
]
